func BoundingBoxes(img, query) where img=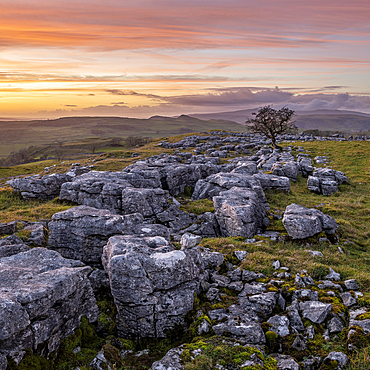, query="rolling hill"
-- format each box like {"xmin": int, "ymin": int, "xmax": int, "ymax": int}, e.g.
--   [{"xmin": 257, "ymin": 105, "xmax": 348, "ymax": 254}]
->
[
  {"xmin": 191, "ymin": 109, "xmax": 370, "ymax": 132},
  {"xmin": 0, "ymin": 115, "xmax": 244, "ymax": 157}
]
